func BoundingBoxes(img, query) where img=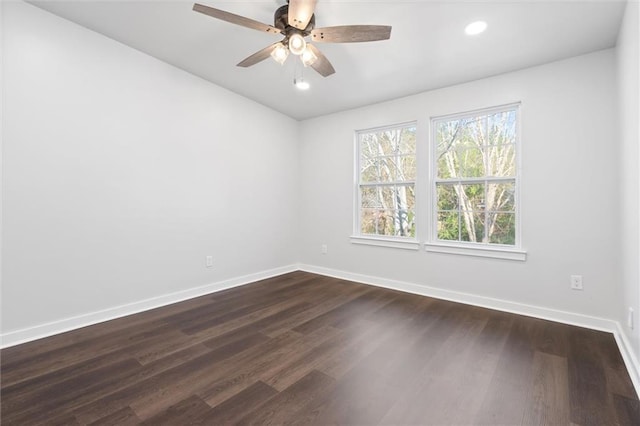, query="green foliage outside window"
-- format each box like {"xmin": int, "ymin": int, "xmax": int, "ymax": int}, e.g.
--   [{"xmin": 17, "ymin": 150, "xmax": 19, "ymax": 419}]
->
[{"xmin": 435, "ymin": 108, "xmax": 517, "ymax": 245}]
